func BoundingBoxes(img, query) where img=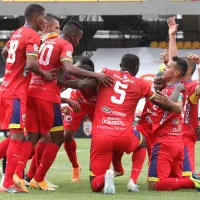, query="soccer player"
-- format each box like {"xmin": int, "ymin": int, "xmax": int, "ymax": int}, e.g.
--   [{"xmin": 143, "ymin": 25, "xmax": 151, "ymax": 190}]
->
[
  {"xmin": 63, "ymin": 57, "xmax": 96, "ymax": 183},
  {"xmin": 13, "ymin": 20, "xmax": 113, "ymax": 192},
  {"xmin": 166, "ymin": 16, "xmax": 200, "ymax": 177},
  {"xmin": 88, "ymin": 54, "xmax": 184, "ymax": 193},
  {"xmin": 147, "ymin": 56, "xmax": 200, "ymax": 191},
  {"xmin": 39, "ymin": 13, "xmax": 60, "ymax": 35},
  {"xmin": 0, "ymin": 4, "xmax": 56, "ymax": 193},
  {"xmin": 136, "ymin": 72, "xmax": 166, "ymax": 159}
]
